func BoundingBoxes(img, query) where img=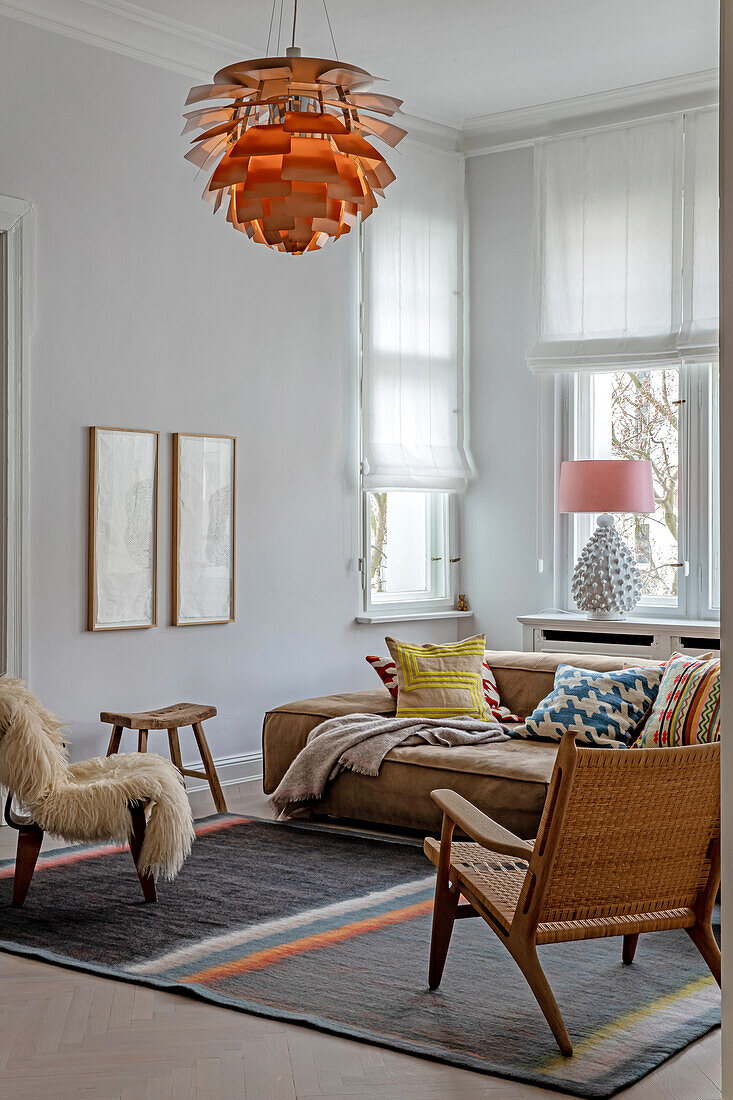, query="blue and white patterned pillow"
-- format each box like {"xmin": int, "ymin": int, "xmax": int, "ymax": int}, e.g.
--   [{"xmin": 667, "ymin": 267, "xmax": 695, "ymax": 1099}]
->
[{"xmin": 517, "ymin": 664, "xmax": 663, "ymax": 749}]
